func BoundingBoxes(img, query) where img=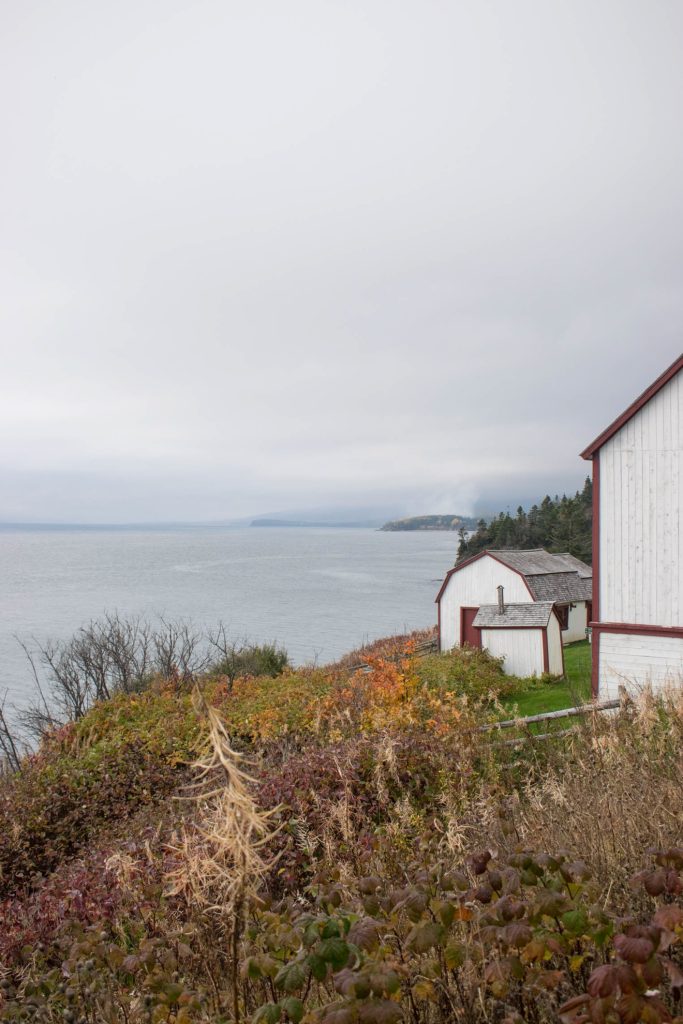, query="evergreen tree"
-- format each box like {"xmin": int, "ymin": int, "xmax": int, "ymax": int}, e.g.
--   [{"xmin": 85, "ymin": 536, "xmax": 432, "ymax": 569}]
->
[{"xmin": 456, "ymin": 478, "xmax": 593, "ymax": 564}]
